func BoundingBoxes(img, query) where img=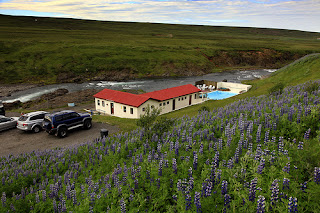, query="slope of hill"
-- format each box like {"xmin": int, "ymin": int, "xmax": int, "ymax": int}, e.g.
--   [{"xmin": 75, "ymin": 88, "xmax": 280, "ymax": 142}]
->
[
  {"xmin": 165, "ymin": 54, "xmax": 320, "ymax": 118},
  {"xmin": 1, "ymin": 14, "xmax": 319, "ymax": 84},
  {"xmin": 0, "ymin": 80, "xmax": 320, "ymax": 212}
]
